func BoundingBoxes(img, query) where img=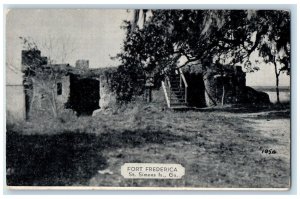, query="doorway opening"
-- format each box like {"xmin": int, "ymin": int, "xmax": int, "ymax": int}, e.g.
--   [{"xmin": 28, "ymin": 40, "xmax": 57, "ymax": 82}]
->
[{"xmin": 67, "ymin": 74, "xmax": 100, "ymax": 116}]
